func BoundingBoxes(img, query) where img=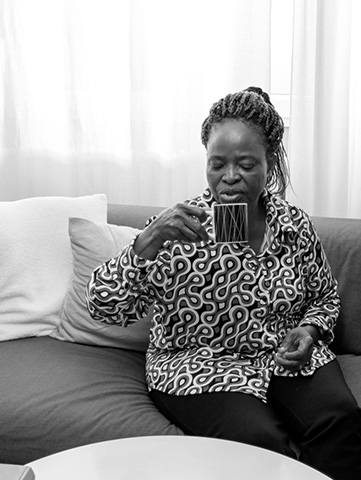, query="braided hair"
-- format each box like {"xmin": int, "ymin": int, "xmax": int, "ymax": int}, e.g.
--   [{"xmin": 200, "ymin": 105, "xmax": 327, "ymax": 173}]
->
[{"xmin": 201, "ymin": 87, "xmax": 289, "ymax": 195}]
